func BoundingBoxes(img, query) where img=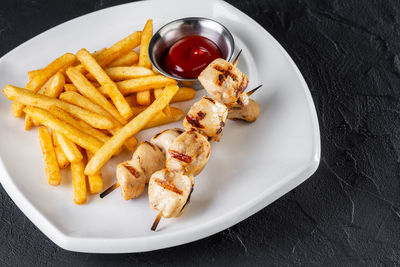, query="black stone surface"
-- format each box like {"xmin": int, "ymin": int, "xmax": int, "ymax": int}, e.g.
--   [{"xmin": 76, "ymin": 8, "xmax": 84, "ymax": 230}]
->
[{"xmin": 1, "ymin": 0, "xmax": 399, "ymax": 265}]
